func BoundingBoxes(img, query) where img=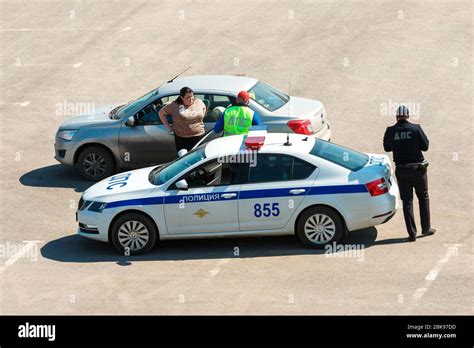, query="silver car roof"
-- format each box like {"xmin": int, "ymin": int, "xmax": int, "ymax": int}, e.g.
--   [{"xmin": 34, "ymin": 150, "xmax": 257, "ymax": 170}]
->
[{"xmin": 158, "ymin": 75, "xmax": 258, "ymax": 95}]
